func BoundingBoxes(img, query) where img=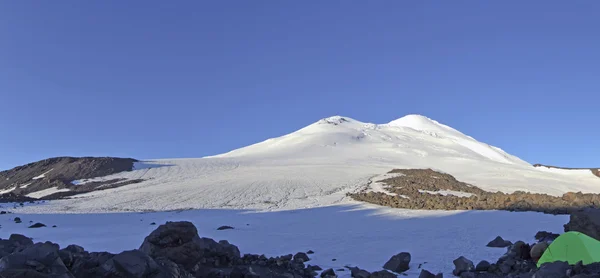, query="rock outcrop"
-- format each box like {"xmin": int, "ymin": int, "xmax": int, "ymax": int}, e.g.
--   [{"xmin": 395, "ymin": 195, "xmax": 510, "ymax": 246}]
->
[
  {"xmin": 349, "ymin": 169, "xmax": 600, "ymax": 215},
  {"xmin": 0, "ymin": 157, "xmax": 141, "ymax": 201}
]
